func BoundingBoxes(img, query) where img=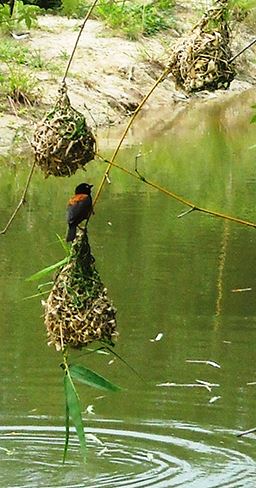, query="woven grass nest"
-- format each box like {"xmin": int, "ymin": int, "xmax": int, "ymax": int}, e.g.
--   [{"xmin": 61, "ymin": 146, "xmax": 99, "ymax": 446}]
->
[
  {"xmin": 43, "ymin": 229, "xmax": 118, "ymax": 351},
  {"xmin": 32, "ymin": 83, "xmax": 96, "ymax": 177},
  {"xmin": 168, "ymin": 0, "xmax": 236, "ymax": 93}
]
